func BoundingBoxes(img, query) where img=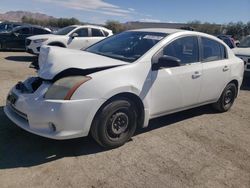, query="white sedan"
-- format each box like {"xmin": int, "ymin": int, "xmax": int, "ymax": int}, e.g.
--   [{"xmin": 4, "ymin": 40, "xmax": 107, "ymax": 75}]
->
[
  {"xmin": 5, "ymin": 29, "xmax": 244, "ymax": 148},
  {"xmin": 25, "ymin": 25, "xmax": 113, "ymax": 54}
]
